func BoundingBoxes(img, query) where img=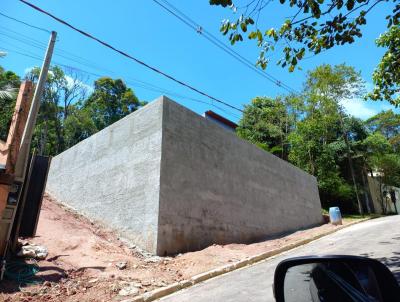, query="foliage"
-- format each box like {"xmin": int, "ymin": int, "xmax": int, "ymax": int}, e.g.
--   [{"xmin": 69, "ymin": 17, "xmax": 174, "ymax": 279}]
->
[
  {"xmin": 26, "ymin": 66, "xmax": 89, "ymax": 155},
  {"xmin": 23, "ymin": 68, "xmax": 144, "ymax": 156},
  {"xmin": 210, "ymin": 1, "xmax": 399, "ymax": 107},
  {"xmin": 239, "ymin": 63, "xmax": 372, "ymax": 212},
  {"xmin": 367, "ymin": 26, "xmax": 400, "ymax": 107},
  {"xmin": 64, "ymin": 105, "xmax": 97, "ymax": 148},
  {"xmin": 365, "ymin": 109, "xmax": 400, "ymax": 151},
  {"xmin": 237, "ymin": 96, "xmax": 300, "ymax": 159},
  {"xmin": 84, "ymin": 77, "xmax": 144, "ymax": 131},
  {"xmin": 0, "ymin": 65, "xmax": 20, "ymax": 141},
  {"xmin": 210, "ymin": 0, "xmax": 399, "ymax": 72}
]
